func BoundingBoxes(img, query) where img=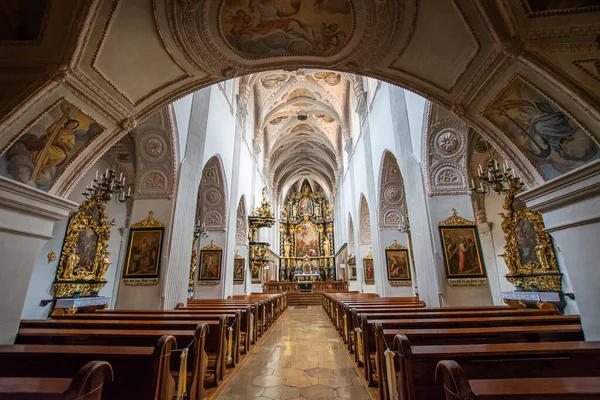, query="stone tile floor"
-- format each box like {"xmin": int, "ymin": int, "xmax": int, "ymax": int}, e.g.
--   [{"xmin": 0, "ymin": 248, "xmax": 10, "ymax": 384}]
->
[{"xmin": 214, "ymin": 307, "xmax": 373, "ymax": 400}]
